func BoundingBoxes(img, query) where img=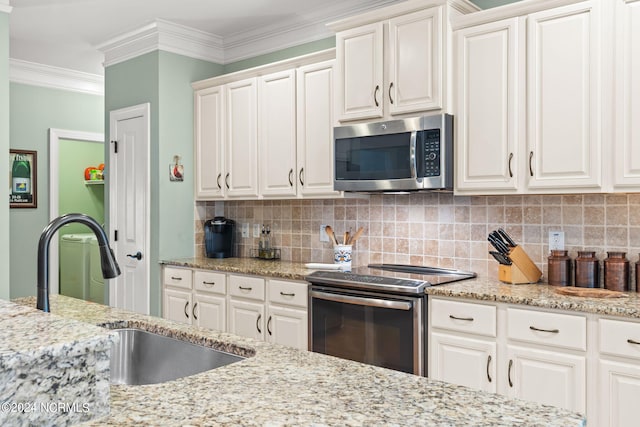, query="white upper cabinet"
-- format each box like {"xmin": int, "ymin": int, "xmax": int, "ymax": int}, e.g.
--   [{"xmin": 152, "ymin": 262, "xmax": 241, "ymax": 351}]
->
[
  {"xmin": 296, "ymin": 60, "xmax": 340, "ymax": 198},
  {"xmin": 259, "ymin": 70, "xmax": 297, "ymax": 198},
  {"xmin": 336, "ymin": 23, "xmax": 384, "ymax": 121},
  {"xmin": 612, "ymin": 0, "xmax": 640, "ymax": 190},
  {"xmin": 194, "ymin": 86, "xmax": 225, "ymax": 199},
  {"xmin": 388, "ymin": 7, "xmax": 443, "ymax": 115},
  {"xmin": 454, "ymin": 18, "xmax": 520, "ymax": 193},
  {"xmin": 335, "ymin": 6, "xmax": 446, "ymax": 122},
  {"xmin": 526, "ymin": 1, "xmax": 602, "ymax": 191},
  {"xmin": 454, "ymin": 0, "xmax": 605, "ymax": 195},
  {"xmin": 225, "ymin": 78, "xmax": 259, "ymax": 198}
]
